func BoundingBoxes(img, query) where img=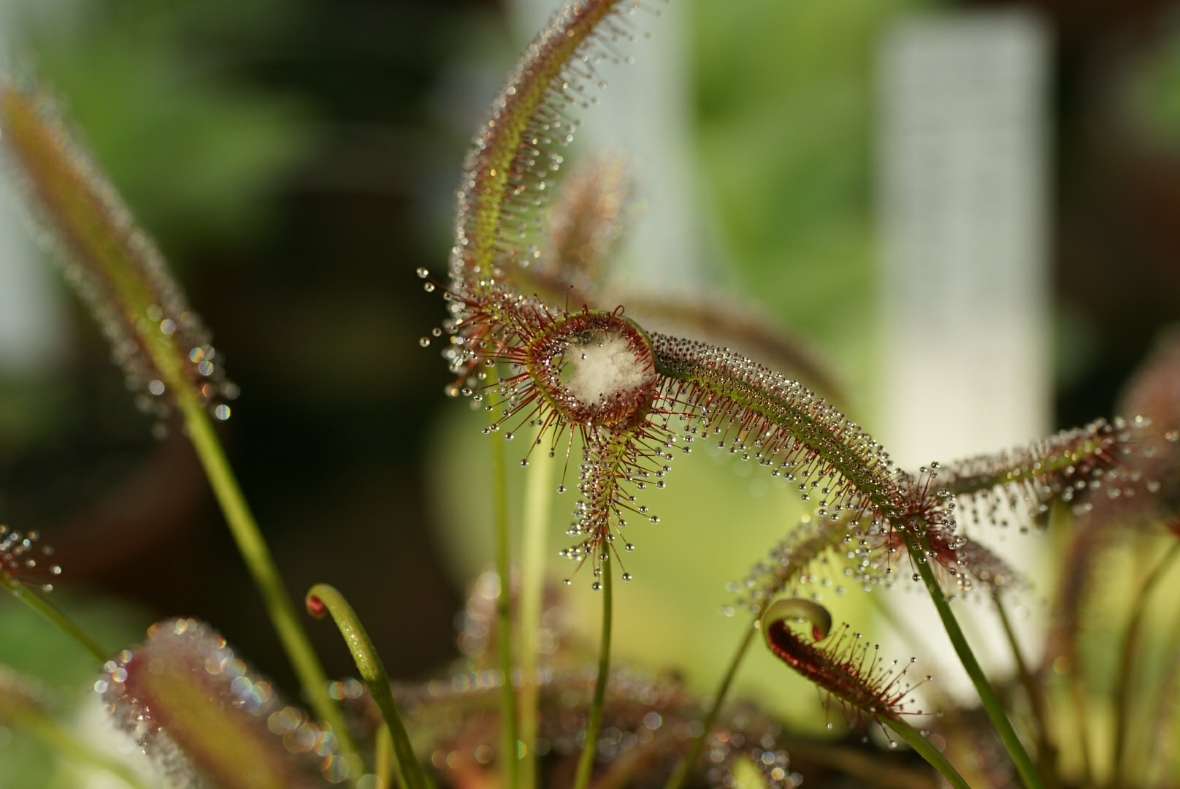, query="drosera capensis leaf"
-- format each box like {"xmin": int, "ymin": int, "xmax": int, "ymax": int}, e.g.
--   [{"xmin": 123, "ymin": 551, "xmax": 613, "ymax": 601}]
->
[
  {"xmin": 938, "ymin": 418, "xmax": 1144, "ymax": 531},
  {"xmin": 760, "ymin": 598, "xmax": 931, "ymax": 726},
  {"xmin": 622, "ymin": 295, "xmax": 845, "ymax": 404},
  {"xmin": 99, "ymin": 618, "xmax": 348, "ymax": 789},
  {"xmin": 450, "ymin": 0, "xmax": 656, "ymax": 298},
  {"xmin": 759, "ymin": 600, "xmax": 971, "ymax": 789},
  {"xmin": 0, "ymin": 80, "xmax": 237, "ymax": 428},
  {"xmin": 652, "ymin": 332, "xmax": 900, "ymax": 522}
]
